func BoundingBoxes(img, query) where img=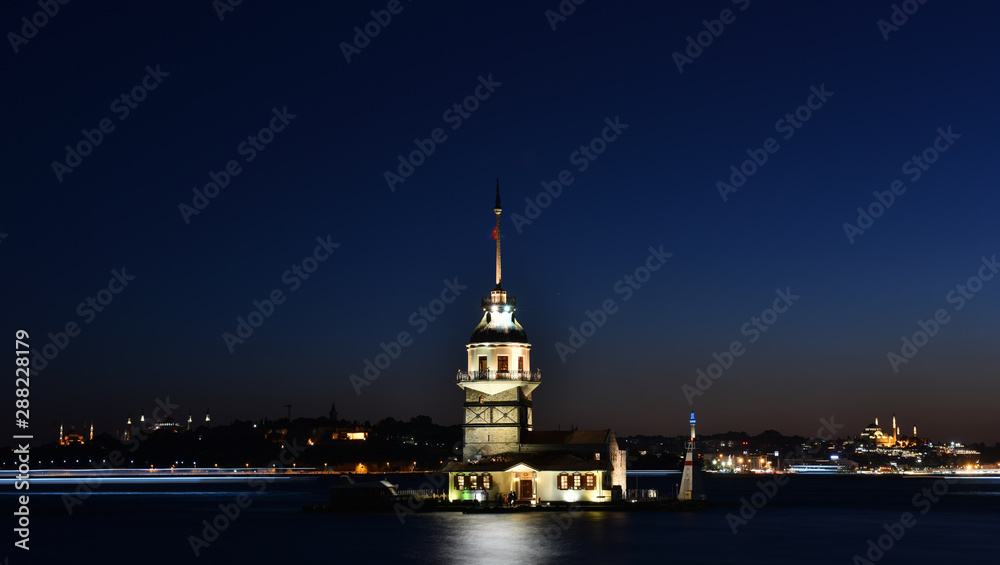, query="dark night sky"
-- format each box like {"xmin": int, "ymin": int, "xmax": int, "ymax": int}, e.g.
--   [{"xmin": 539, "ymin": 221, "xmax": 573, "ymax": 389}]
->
[{"xmin": 4, "ymin": 2, "xmax": 999, "ymax": 443}]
